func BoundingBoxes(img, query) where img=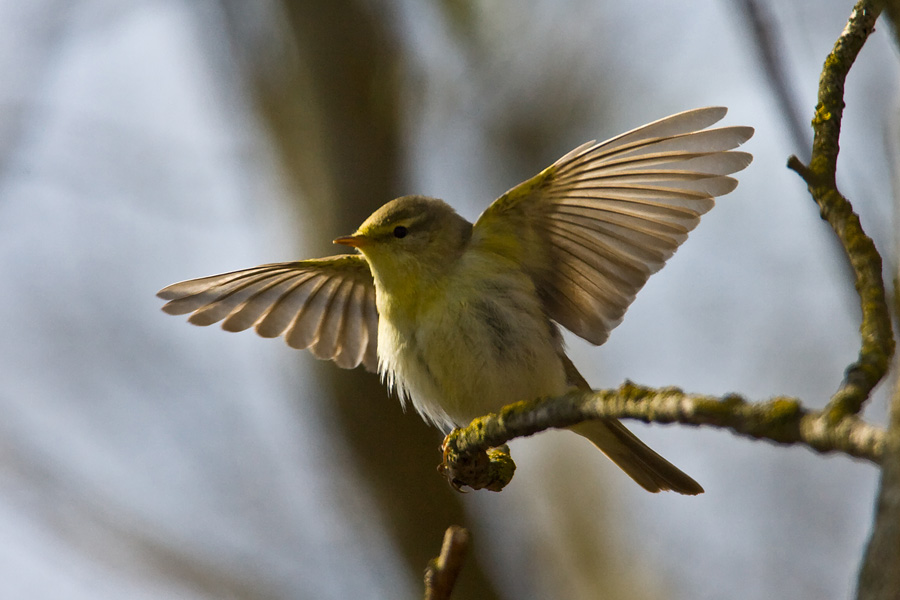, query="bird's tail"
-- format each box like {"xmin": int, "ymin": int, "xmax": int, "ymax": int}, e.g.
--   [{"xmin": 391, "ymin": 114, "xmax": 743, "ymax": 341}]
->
[
  {"xmin": 560, "ymin": 354, "xmax": 702, "ymax": 494},
  {"xmin": 570, "ymin": 419, "xmax": 704, "ymax": 495}
]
